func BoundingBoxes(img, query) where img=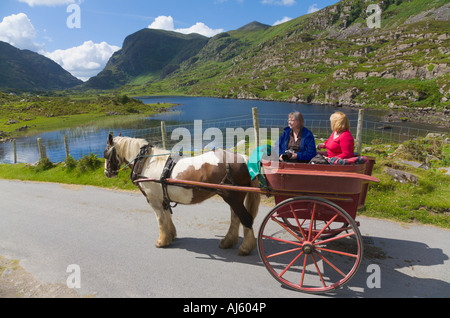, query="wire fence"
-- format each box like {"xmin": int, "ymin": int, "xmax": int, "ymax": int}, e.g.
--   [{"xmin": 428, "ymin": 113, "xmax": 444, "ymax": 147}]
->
[{"xmin": 0, "ymin": 110, "xmax": 447, "ymax": 164}]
